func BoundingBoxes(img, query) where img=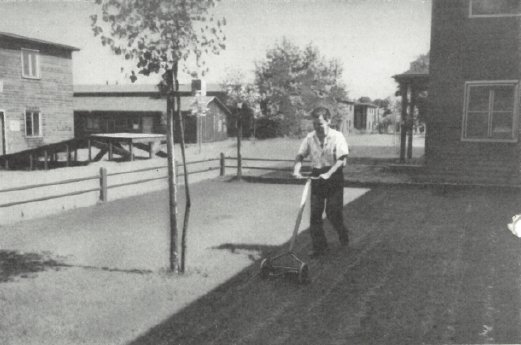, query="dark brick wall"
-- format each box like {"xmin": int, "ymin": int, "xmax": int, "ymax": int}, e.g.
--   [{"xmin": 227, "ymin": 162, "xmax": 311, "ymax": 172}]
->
[
  {"xmin": 0, "ymin": 38, "xmax": 75, "ymax": 154},
  {"xmin": 427, "ymin": 0, "xmax": 521, "ymax": 184}
]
